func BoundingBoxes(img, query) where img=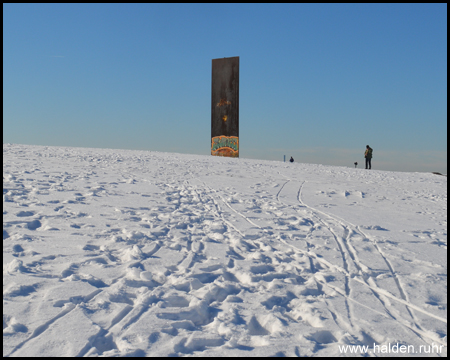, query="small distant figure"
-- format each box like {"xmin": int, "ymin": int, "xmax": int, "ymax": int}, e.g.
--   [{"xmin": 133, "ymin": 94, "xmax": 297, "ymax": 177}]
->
[
  {"xmin": 354, "ymin": 162, "xmax": 358, "ymax": 168},
  {"xmin": 364, "ymin": 145, "xmax": 373, "ymax": 169},
  {"xmin": 289, "ymin": 156, "xmax": 294, "ymax": 163}
]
